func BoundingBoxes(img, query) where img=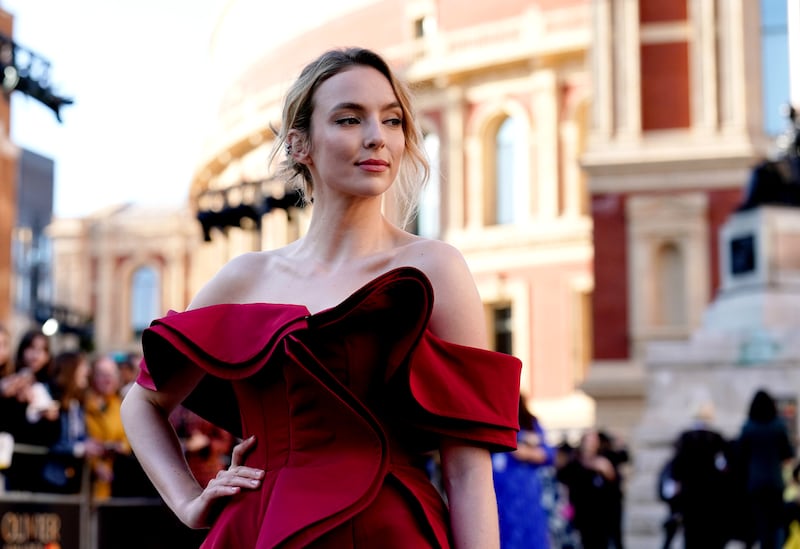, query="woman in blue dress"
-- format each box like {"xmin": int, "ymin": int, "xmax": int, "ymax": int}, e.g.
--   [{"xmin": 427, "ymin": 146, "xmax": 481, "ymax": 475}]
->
[{"xmin": 492, "ymin": 394, "xmax": 555, "ymax": 548}]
